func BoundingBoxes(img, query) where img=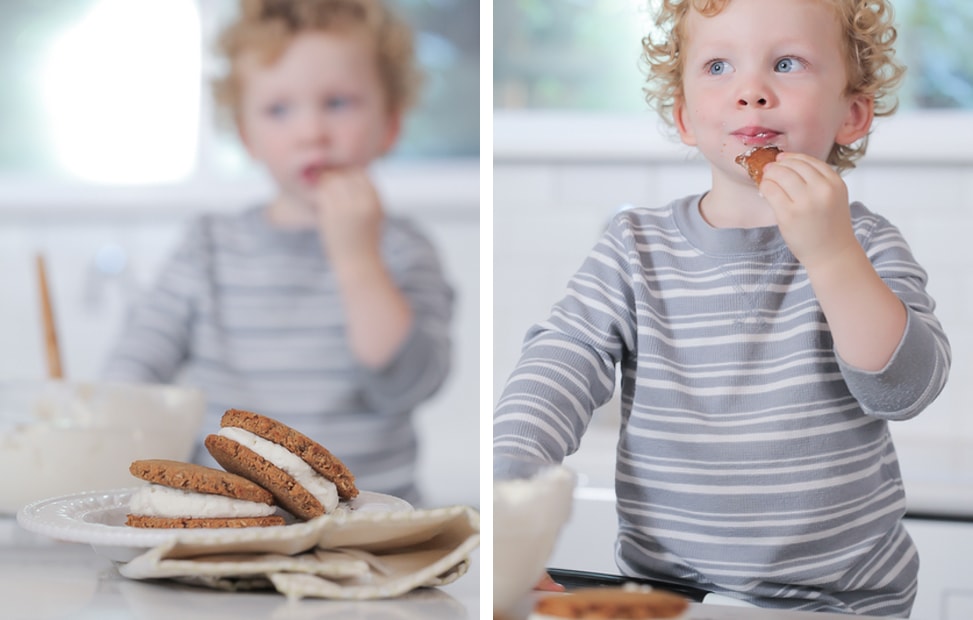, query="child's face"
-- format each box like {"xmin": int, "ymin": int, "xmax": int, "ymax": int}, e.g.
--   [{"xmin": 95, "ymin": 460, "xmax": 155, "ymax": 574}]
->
[
  {"xmin": 673, "ymin": 0, "xmax": 872, "ymax": 184},
  {"xmin": 237, "ymin": 31, "xmax": 399, "ymax": 199}
]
